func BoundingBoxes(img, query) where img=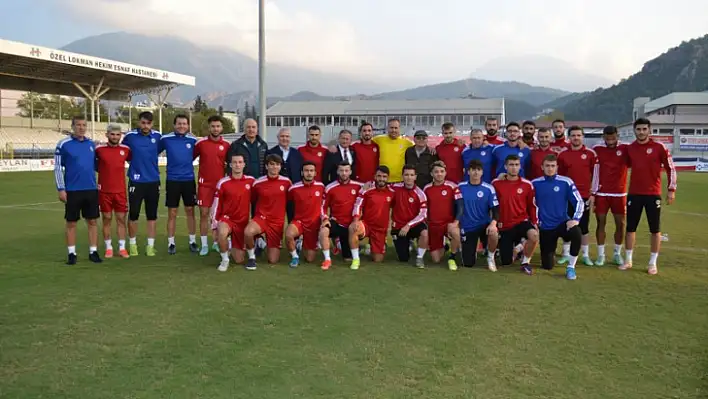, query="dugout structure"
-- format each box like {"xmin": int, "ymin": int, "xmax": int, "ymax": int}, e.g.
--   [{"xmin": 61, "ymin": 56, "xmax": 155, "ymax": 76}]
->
[{"xmin": 0, "ymin": 38, "xmax": 195, "ymax": 137}]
